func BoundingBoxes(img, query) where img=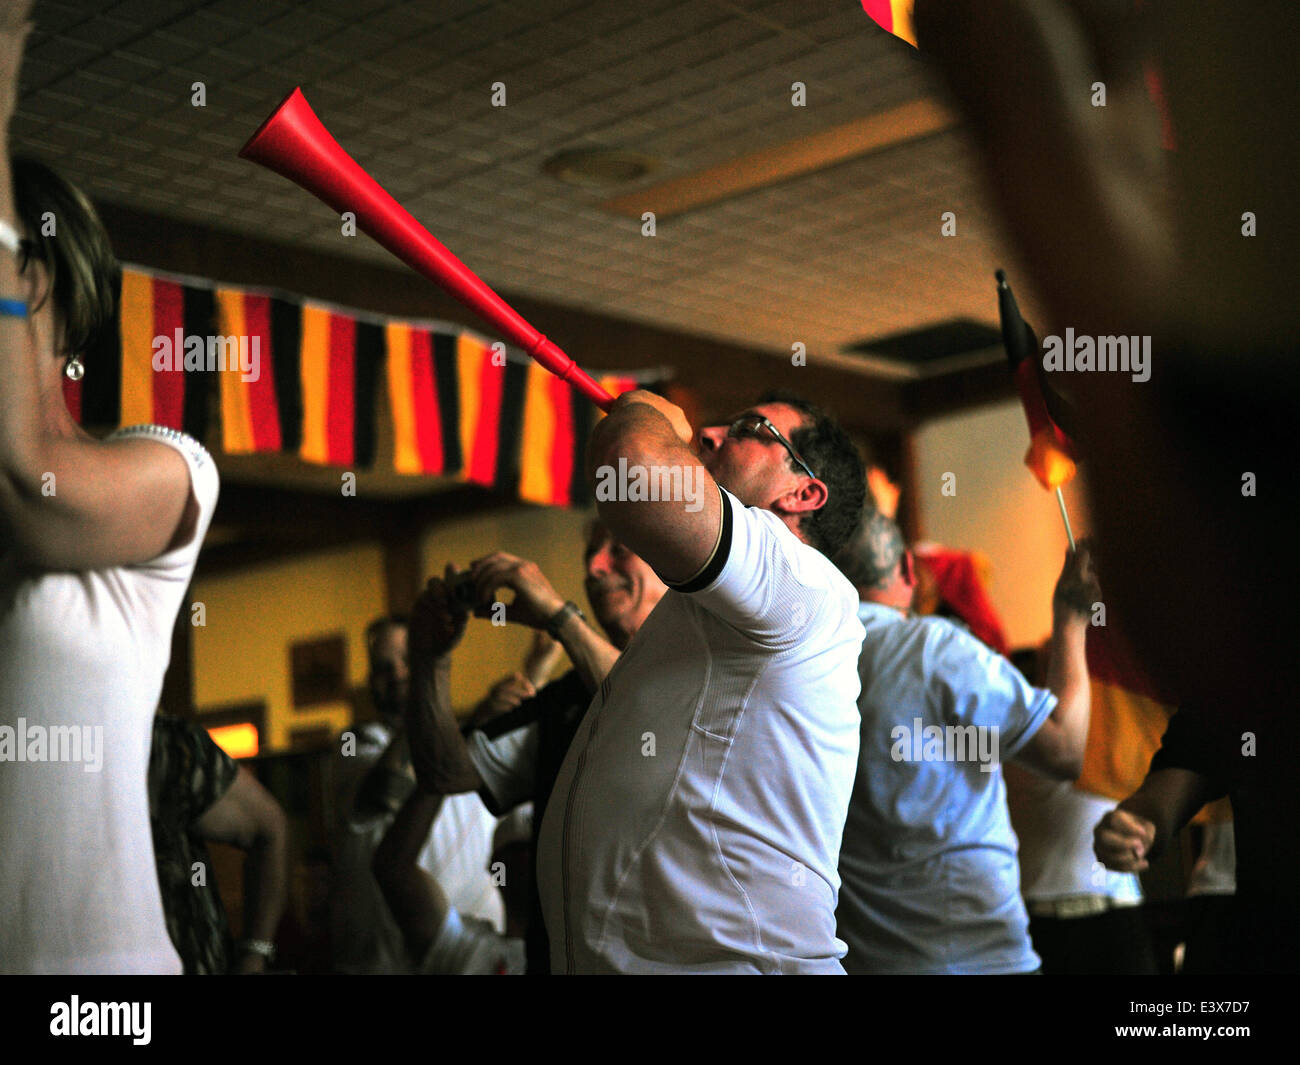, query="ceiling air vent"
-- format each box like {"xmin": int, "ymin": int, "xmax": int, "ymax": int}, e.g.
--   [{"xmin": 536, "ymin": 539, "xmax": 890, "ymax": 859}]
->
[{"xmin": 840, "ymin": 318, "xmax": 1003, "ymax": 379}]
